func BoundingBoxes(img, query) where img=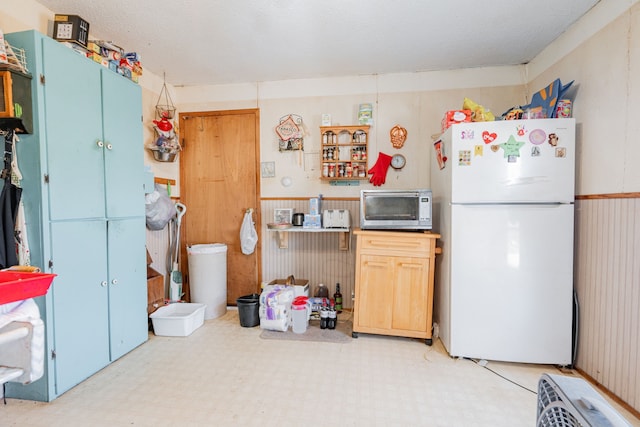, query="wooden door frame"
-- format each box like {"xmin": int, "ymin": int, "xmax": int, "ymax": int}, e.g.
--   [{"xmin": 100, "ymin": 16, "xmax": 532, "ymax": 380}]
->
[{"xmin": 178, "ymin": 108, "xmax": 262, "ymax": 297}]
